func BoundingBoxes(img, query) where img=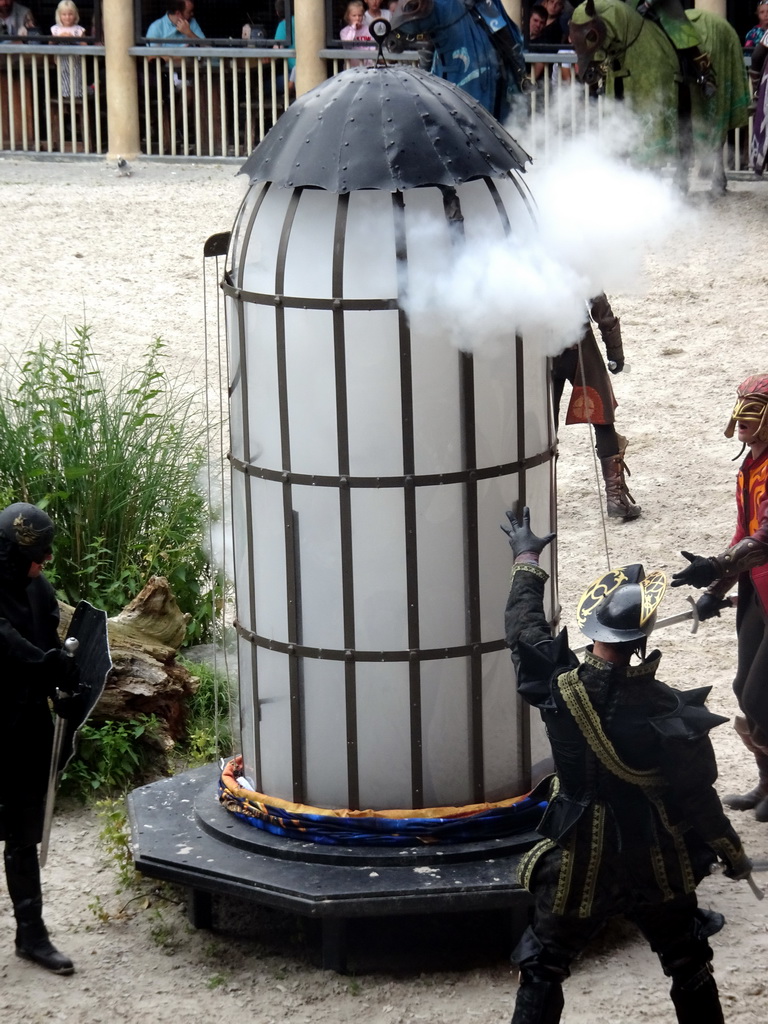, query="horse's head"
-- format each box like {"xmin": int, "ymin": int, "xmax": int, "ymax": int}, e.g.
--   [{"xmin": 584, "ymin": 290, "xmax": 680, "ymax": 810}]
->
[
  {"xmin": 569, "ymin": 0, "xmax": 609, "ymax": 88},
  {"xmin": 390, "ymin": 0, "xmax": 435, "ymax": 36}
]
